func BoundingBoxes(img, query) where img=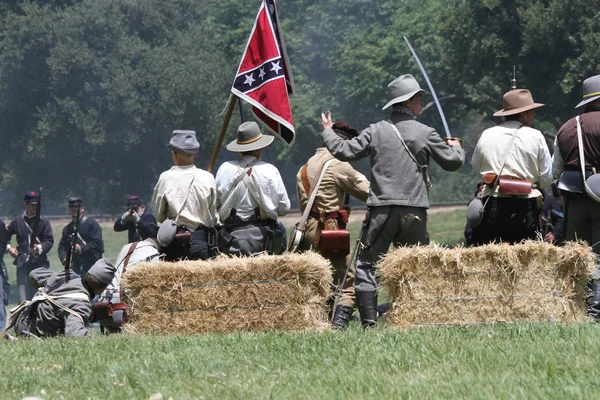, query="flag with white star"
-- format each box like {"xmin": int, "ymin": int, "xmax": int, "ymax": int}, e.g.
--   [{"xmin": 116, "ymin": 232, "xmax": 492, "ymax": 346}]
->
[{"xmin": 231, "ymin": 0, "xmax": 296, "ymax": 146}]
